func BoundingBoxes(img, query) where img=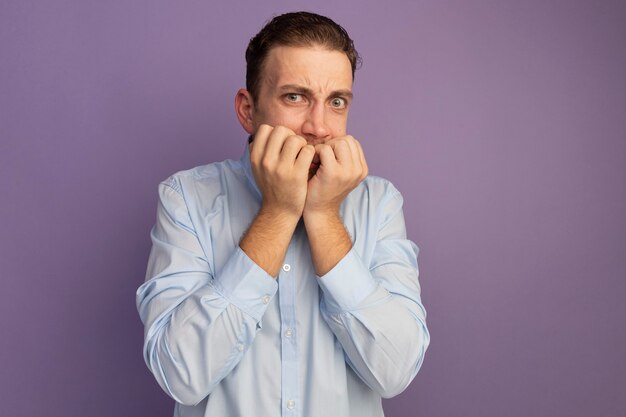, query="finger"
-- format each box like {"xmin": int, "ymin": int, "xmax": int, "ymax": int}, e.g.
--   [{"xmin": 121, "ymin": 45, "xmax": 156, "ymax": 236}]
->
[
  {"xmin": 315, "ymin": 144, "xmax": 338, "ymax": 169},
  {"xmin": 264, "ymin": 125, "xmax": 295, "ymax": 162},
  {"xmin": 322, "ymin": 137, "xmax": 339, "ymax": 147},
  {"xmin": 343, "ymin": 136, "xmax": 361, "ymax": 168},
  {"xmin": 250, "ymin": 124, "xmax": 273, "ymax": 162},
  {"xmin": 280, "ymin": 135, "xmax": 307, "ymax": 164},
  {"xmin": 331, "ymin": 138, "xmax": 353, "ymax": 165},
  {"xmin": 354, "ymin": 139, "xmax": 369, "ymax": 179},
  {"xmin": 294, "ymin": 144, "xmax": 315, "ymax": 172}
]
